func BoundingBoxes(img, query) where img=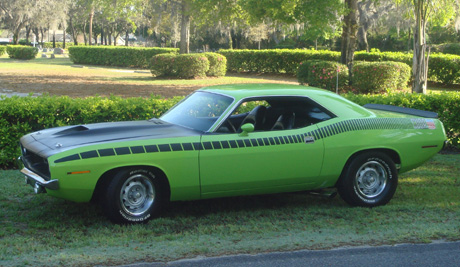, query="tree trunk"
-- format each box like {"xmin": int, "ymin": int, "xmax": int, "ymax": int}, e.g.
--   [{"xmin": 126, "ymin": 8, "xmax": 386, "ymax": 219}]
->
[
  {"xmin": 32, "ymin": 28, "xmax": 40, "ymax": 44},
  {"xmin": 69, "ymin": 16, "xmax": 79, "ymax": 45},
  {"xmin": 13, "ymin": 28, "xmax": 20, "ymax": 44},
  {"xmin": 357, "ymin": 1, "xmax": 373, "ymax": 53},
  {"xmin": 101, "ymin": 25, "xmax": 104, "ymax": 45},
  {"xmin": 89, "ymin": 6, "xmax": 95, "ymax": 45},
  {"xmin": 83, "ymin": 21, "xmax": 87, "ymax": 45},
  {"xmin": 40, "ymin": 28, "xmax": 45, "ymax": 44},
  {"xmin": 125, "ymin": 31, "xmax": 129, "ymax": 46},
  {"xmin": 412, "ymin": 0, "xmax": 429, "ymax": 94},
  {"xmin": 63, "ymin": 25, "xmax": 66, "ymax": 49},
  {"xmin": 25, "ymin": 26, "xmax": 31, "ymax": 43},
  {"xmin": 358, "ymin": 26, "xmax": 369, "ymax": 52},
  {"xmin": 179, "ymin": 1, "xmax": 190, "ymax": 54},
  {"xmin": 114, "ymin": 32, "xmax": 120, "ymax": 46},
  {"xmin": 341, "ymin": 0, "xmax": 359, "ymax": 85},
  {"xmin": 227, "ymin": 26, "xmax": 233, "ymax": 49},
  {"xmin": 53, "ymin": 30, "xmax": 56, "ymax": 48}
]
